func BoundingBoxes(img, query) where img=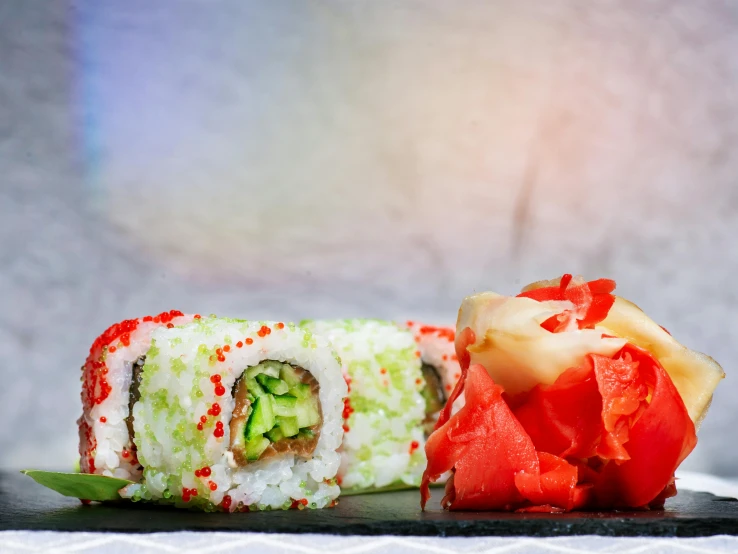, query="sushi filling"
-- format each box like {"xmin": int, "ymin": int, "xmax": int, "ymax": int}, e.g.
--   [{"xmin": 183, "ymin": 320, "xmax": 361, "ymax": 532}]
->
[
  {"xmin": 420, "ymin": 363, "xmax": 446, "ymax": 434},
  {"xmin": 125, "ymin": 355, "xmax": 146, "ymax": 448},
  {"xmin": 229, "ymin": 360, "xmax": 322, "ymax": 465}
]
